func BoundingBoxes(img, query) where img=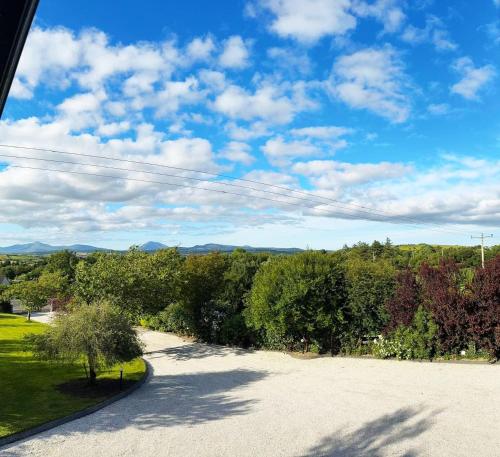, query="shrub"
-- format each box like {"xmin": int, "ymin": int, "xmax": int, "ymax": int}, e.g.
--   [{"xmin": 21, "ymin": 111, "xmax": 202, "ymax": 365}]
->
[
  {"xmin": 246, "ymin": 251, "xmax": 347, "ymax": 353},
  {"xmin": 373, "ymin": 306, "xmax": 438, "ymax": 360},
  {"xmin": 419, "ymin": 259, "xmax": 468, "ymax": 354},
  {"xmin": 385, "ymin": 268, "xmax": 421, "ymax": 333},
  {"xmin": 219, "ymin": 313, "xmax": 254, "ymax": 347},
  {"xmin": 467, "ymin": 256, "xmax": 500, "ymax": 359},
  {"xmin": 346, "ymin": 257, "xmax": 395, "ymax": 339},
  {"xmin": 372, "ymin": 335, "xmax": 400, "ymax": 359},
  {"xmin": 158, "ymin": 302, "xmax": 194, "ymax": 334},
  {"xmin": 180, "ymin": 253, "xmax": 229, "ymax": 341},
  {"xmin": 26, "ymin": 301, "xmax": 143, "ymax": 384}
]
